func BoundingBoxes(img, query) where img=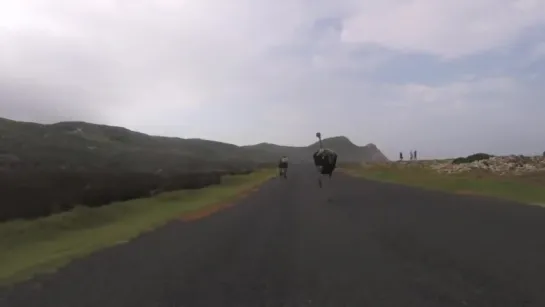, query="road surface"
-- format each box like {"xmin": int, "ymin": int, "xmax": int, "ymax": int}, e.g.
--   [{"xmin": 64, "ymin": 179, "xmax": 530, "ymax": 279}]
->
[{"xmin": 1, "ymin": 165, "xmax": 545, "ymax": 307}]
